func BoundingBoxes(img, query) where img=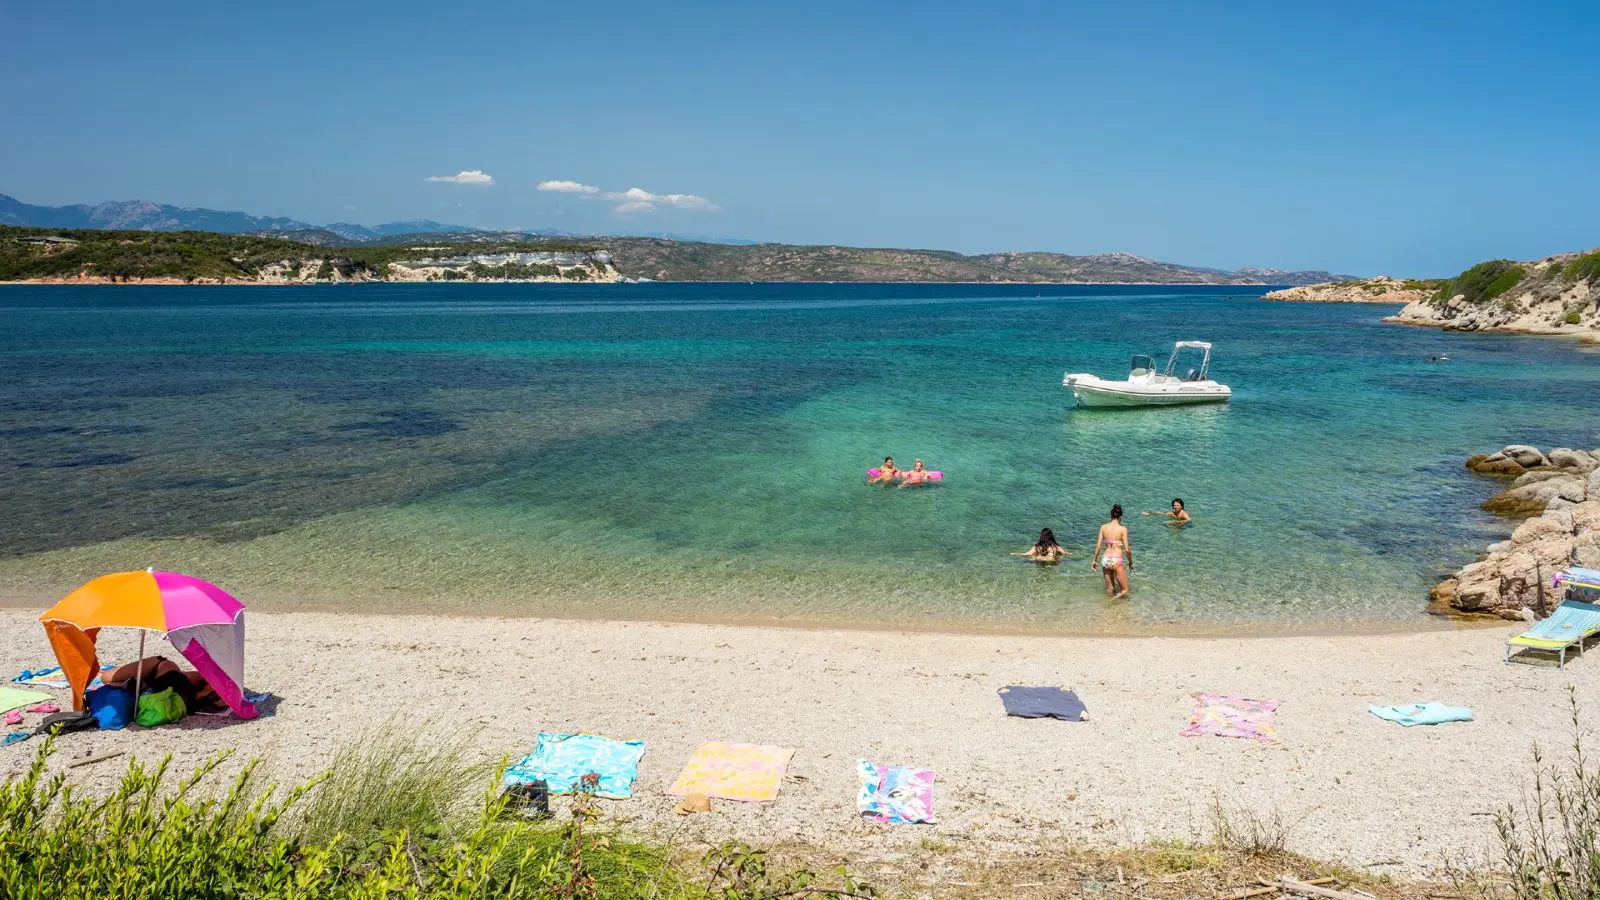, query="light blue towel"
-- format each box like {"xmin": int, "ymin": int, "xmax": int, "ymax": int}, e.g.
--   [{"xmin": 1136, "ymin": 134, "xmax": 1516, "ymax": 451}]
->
[
  {"xmin": 504, "ymin": 732, "xmax": 646, "ymax": 799},
  {"xmin": 1369, "ymin": 702, "xmax": 1474, "ymax": 727}
]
